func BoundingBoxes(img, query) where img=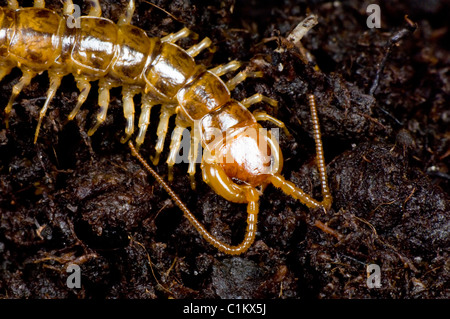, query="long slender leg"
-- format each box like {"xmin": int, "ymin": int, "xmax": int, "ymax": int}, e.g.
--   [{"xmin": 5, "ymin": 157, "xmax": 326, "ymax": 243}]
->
[
  {"xmin": 209, "ymin": 60, "xmax": 242, "ymax": 77},
  {"xmin": 253, "ymin": 111, "xmax": 291, "ymax": 137},
  {"xmin": 226, "ymin": 70, "xmax": 263, "ymax": 91},
  {"xmin": 4, "ymin": 70, "xmax": 36, "ymax": 127},
  {"xmin": 241, "ymin": 93, "xmax": 278, "ymax": 108},
  {"xmin": 135, "ymin": 94, "xmax": 154, "ymax": 149},
  {"xmin": 161, "ymin": 27, "xmax": 194, "ymax": 43},
  {"xmin": 166, "ymin": 125, "xmax": 185, "ymax": 181},
  {"xmin": 34, "ymin": 74, "xmax": 63, "ymax": 143},
  {"xmin": 186, "ymin": 37, "xmax": 212, "ymax": 57},
  {"xmin": 130, "ymin": 141, "xmax": 260, "ymax": 255},
  {"xmin": 241, "ymin": 92, "xmax": 279, "ymax": 116},
  {"xmin": 87, "ymin": 79, "xmax": 112, "ymax": 136},
  {"xmin": 187, "ymin": 125, "xmax": 201, "ymax": 189},
  {"xmin": 152, "ymin": 105, "xmax": 175, "ymax": 165},
  {"xmin": 68, "ymin": 79, "xmax": 91, "ymax": 121},
  {"xmin": 120, "ymin": 86, "xmax": 137, "ymax": 143},
  {"xmin": 117, "ymin": 0, "xmax": 135, "ymax": 25},
  {"xmin": 88, "ymin": 0, "xmax": 102, "ymax": 17}
]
